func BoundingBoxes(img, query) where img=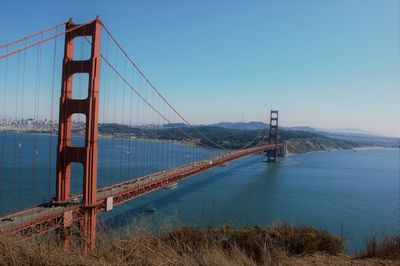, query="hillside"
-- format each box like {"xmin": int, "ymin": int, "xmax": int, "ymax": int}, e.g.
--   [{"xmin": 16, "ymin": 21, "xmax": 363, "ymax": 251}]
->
[
  {"xmin": 284, "ymin": 137, "xmax": 356, "ymax": 155},
  {"xmin": 208, "ymin": 122, "xmax": 399, "ymax": 148},
  {"xmin": 98, "ymin": 123, "xmax": 360, "ymax": 154},
  {"xmin": 210, "ymin": 121, "xmax": 268, "ymax": 130}
]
